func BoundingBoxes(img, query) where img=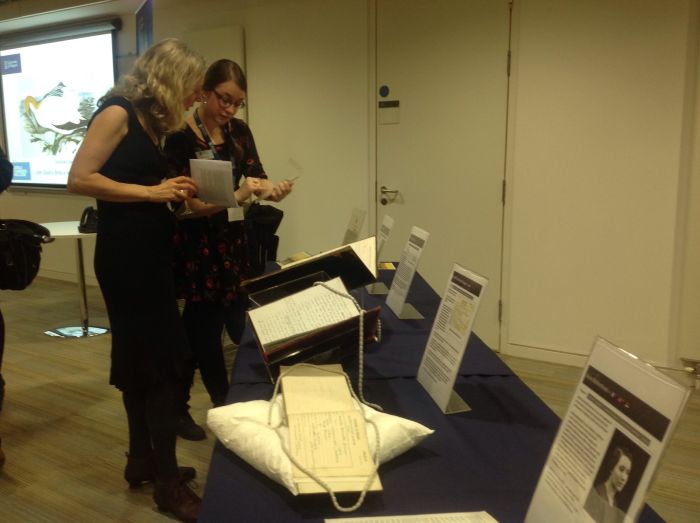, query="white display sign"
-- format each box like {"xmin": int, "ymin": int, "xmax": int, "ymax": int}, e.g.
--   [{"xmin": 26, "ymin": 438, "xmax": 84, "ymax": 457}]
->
[
  {"xmin": 342, "ymin": 207, "xmax": 367, "ymax": 245},
  {"xmin": 366, "ymin": 215, "xmax": 395, "ymax": 295},
  {"xmin": 525, "ymin": 337, "xmax": 691, "ymax": 523},
  {"xmin": 327, "ymin": 511, "xmax": 498, "ymax": 523},
  {"xmin": 417, "ymin": 264, "xmax": 488, "ymax": 414},
  {"xmin": 386, "ymin": 226, "xmax": 429, "ymax": 319},
  {"xmin": 376, "ymin": 214, "xmax": 395, "ymax": 260}
]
